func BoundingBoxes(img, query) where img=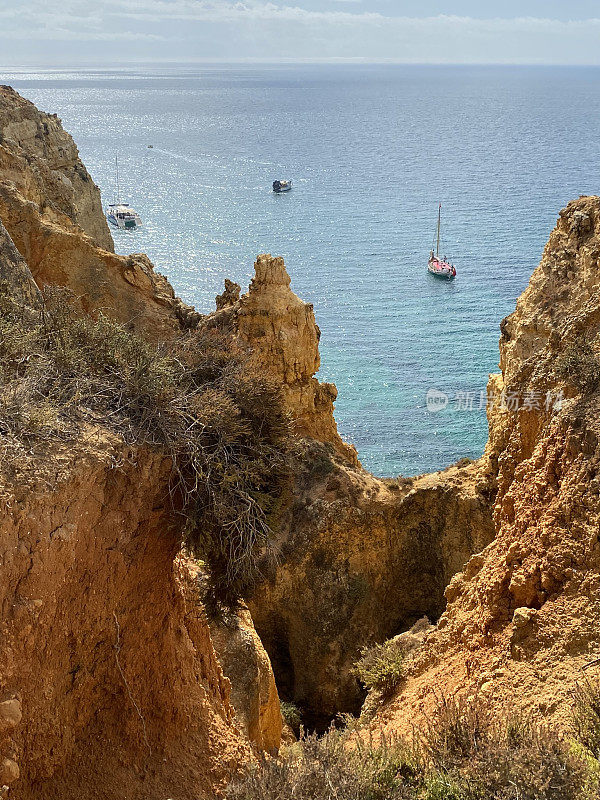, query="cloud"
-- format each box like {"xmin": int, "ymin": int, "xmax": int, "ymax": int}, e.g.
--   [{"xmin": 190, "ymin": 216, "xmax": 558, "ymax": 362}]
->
[{"xmin": 1, "ymin": 0, "xmax": 600, "ymax": 63}]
